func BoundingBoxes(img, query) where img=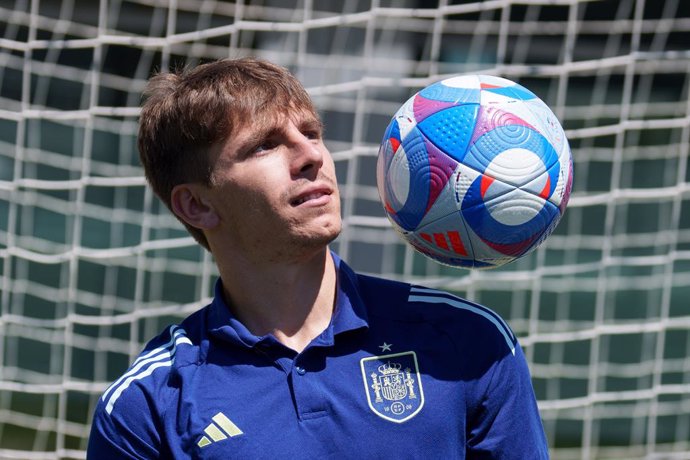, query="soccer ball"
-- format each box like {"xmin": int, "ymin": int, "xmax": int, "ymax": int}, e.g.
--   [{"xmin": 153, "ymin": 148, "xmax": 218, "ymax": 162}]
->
[{"xmin": 376, "ymin": 75, "xmax": 573, "ymax": 269}]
